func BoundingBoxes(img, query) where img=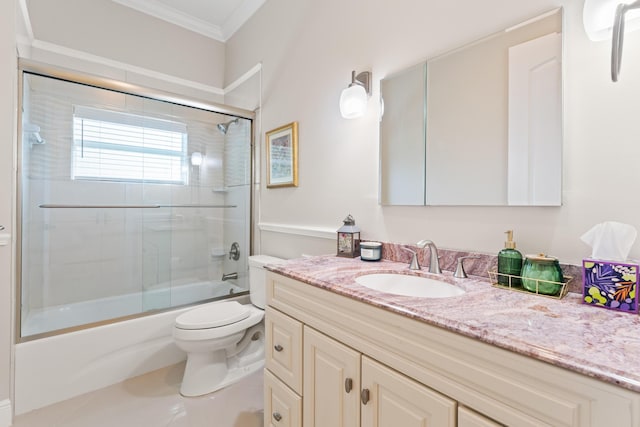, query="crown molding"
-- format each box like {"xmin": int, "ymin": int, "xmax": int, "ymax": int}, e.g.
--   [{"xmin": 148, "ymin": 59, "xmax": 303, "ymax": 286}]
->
[
  {"xmin": 29, "ymin": 40, "xmax": 225, "ymax": 96},
  {"xmin": 111, "ymin": 0, "xmax": 265, "ymax": 42},
  {"xmin": 221, "ymin": 0, "xmax": 267, "ymax": 41}
]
